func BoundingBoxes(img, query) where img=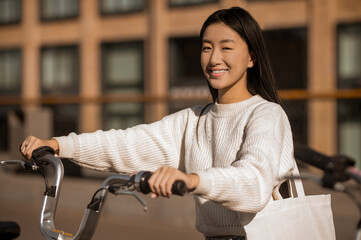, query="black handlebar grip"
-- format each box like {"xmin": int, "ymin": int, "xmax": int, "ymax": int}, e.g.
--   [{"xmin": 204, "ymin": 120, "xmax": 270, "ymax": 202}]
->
[
  {"xmin": 31, "ymin": 146, "xmax": 55, "ymax": 164},
  {"xmin": 171, "ymin": 180, "xmax": 187, "ymax": 196},
  {"xmin": 0, "ymin": 221, "xmax": 20, "ymax": 239},
  {"xmin": 138, "ymin": 171, "xmax": 187, "ymax": 196}
]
